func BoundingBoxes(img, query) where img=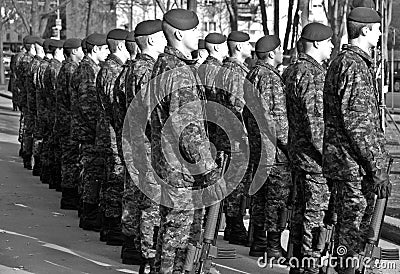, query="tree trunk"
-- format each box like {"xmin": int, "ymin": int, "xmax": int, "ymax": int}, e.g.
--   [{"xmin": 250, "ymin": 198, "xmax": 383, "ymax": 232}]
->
[
  {"xmin": 283, "ymin": 0, "xmax": 295, "ymax": 53},
  {"xmin": 187, "ymin": 0, "xmax": 197, "ymax": 12},
  {"xmin": 259, "ymin": 0, "xmax": 269, "ymax": 35},
  {"xmin": 291, "ymin": 1, "xmax": 300, "ymax": 50},
  {"xmin": 273, "ymin": 0, "xmax": 279, "ymax": 36},
  {"xmin": 86, "ymin": 0, "xmax": 92, "ymax": 36},
  {"xmin": 328, "ymin": 0, "xmax": 349, "ymax": 58},
  {"xmin": 299, "ymin": 0, "xmax": 309, "ymax": 27},
  {"xmin": 0, "ymin": 23, "xmax": 4, "ymax": 85},
  {"xmin": 31, "ymin": 0, "xmax": 40, "ymax": 35},
  {"xmin": 225, "ymin": 0, "xmax": 238, "ymax": 31}
]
